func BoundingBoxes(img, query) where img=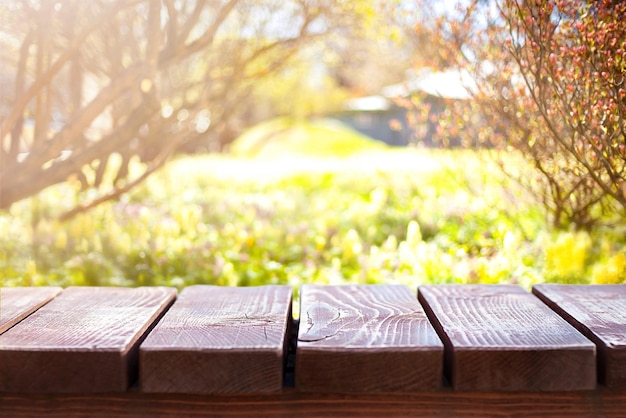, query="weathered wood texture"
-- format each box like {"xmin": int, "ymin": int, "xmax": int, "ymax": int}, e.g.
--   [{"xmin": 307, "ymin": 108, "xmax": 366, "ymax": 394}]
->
[
  {"xmin": 0, "ymin": 286, "xmax": 176, "ymax": 393},
  {"xmin": 140, "ymin": 285, "xmax": 292, "ymax": 393},
  {"xmin": 4, "ymin": 283, "xmax": 626, "ymax": 416},
  {"xmin": 296, "ymin": 284, "xmax": 443, "ymax": 392},
  {"xmin": 0, "ymin": 287, "xmax": 62, "ymax": 333},
  {"xmin": 418, "ymin": 284, "xmax": 596, "ymax": 391},
  {"xmin": 2, "ymin": 389, "xmax": 626, "ymax": 417},
  {"xmin": 533, "ymin": 284, "xmax": 626, "ymax": 388}
]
